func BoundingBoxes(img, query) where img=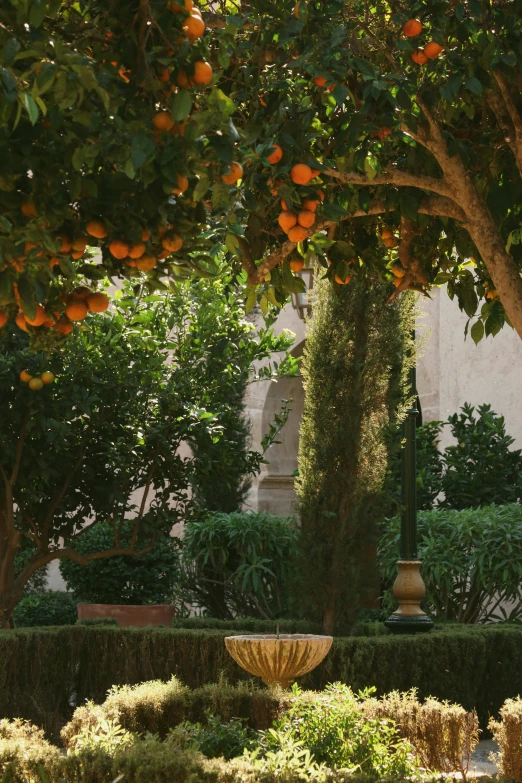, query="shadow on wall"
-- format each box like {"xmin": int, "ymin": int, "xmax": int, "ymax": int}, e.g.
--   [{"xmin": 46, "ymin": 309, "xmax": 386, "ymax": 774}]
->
[{"xmin": 257, "ymin": 340, "xmax": 305, "ymax": 517}]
